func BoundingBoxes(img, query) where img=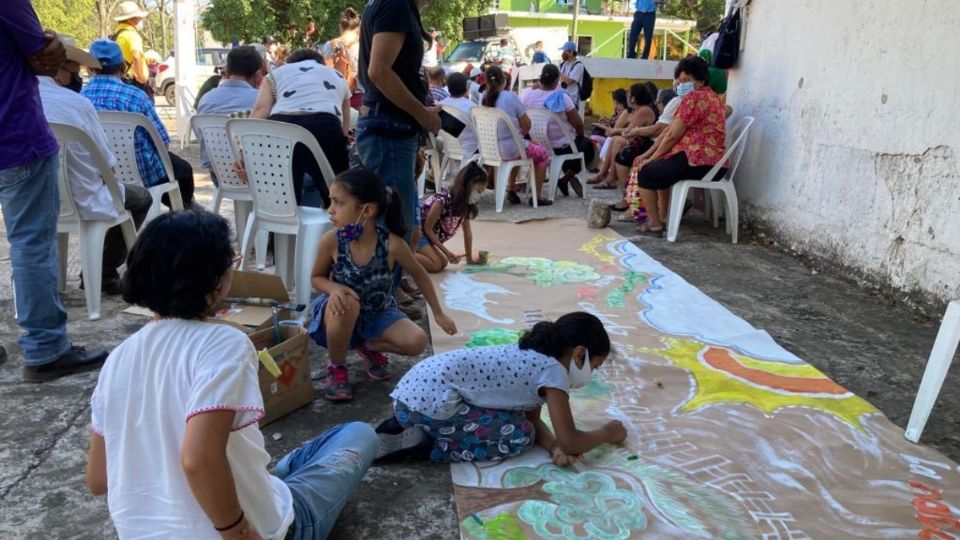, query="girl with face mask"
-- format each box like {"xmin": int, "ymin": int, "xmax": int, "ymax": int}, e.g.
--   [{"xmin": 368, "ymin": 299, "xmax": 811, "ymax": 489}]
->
[
  {"xmin": 414, "ymin": 161, "xmax": 488, "ymax": 273},
  {"xmin": 308, "ymin": 168, "xmax": 457, "ymax": 402},
  {"xmin": 377, "ymin": 312, "xmax": 628, "ymax": 465}
]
